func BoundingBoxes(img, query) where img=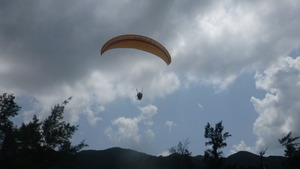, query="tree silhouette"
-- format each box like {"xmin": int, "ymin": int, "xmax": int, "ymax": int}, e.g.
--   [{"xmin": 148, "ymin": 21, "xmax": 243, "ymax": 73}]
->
[
  {"xmin": 279, "ymin": 132, "xmax": 300, "ymax": 169},
  {"xmin": 204, "ymin": 121, "xmax": 231, "ymax": 169},
  {"xmin": 0, "ymin": 93, "xmax": 21, "ymax": 168},
  {"xmin": 259, "ymin": 147, "xmax": 268, "ymax": 169},
  {"xmin": 169, "ymin": 138, "xmax": 191, "ymax": 156},
  {"xmin": 17, "ymin": 115, "xmax": 42, "ymax": 150},
  {"xmin": 41, "ymin": 97, "xmax": 86, "ymax": 153},
  {"xmin": 0, "ymin": 93, "xmax": 20, "ymax": 146},
  {"xmin": 169, "ymin": 139, "xmax": 192, "ymax": 169},
  {"xmin": 0, "ymin": 93, "xmax": 87, "ymax": 169}
]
